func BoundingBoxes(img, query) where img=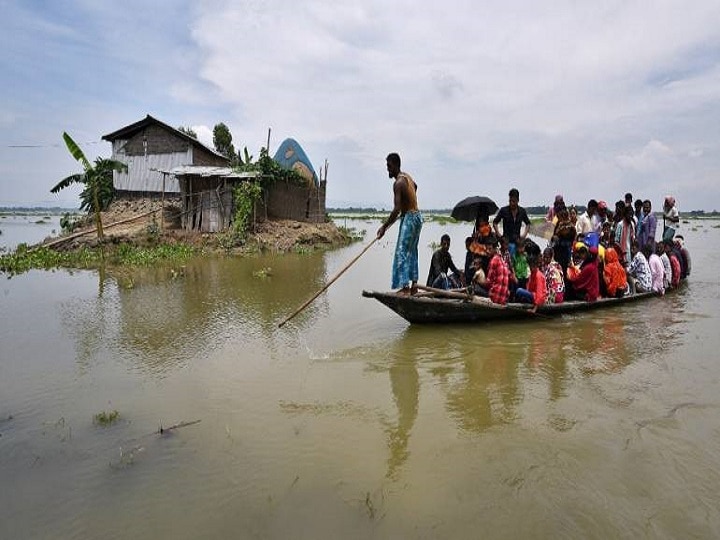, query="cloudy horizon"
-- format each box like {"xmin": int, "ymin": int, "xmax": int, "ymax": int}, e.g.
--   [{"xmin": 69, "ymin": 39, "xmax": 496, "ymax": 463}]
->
[{"xmin": 2, "ymin": 1, "xmax": 720, "ymax": 212}]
